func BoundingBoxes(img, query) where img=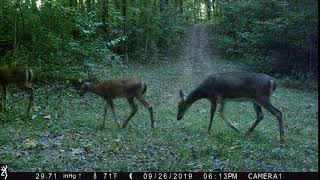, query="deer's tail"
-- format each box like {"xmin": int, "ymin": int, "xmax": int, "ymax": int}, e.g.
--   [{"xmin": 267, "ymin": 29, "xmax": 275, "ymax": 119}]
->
[
  {"xmin": 270, "ymin": 79, "xmax": 277, "ymax": 94},
  {"xmin": 25, "ymin": 68, "xmax": 34, "ymax": 85},
  {"xmin": 141, "ymin": 81, "xmax": 147, "ymax": 96}
]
